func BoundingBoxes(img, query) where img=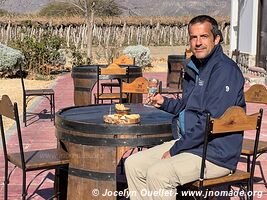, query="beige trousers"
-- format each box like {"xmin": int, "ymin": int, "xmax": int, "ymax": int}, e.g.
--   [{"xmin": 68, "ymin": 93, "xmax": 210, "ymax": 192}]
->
[{"xmin": 124, "ymin": 140, "xmax": 230, "ymax": 200}]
